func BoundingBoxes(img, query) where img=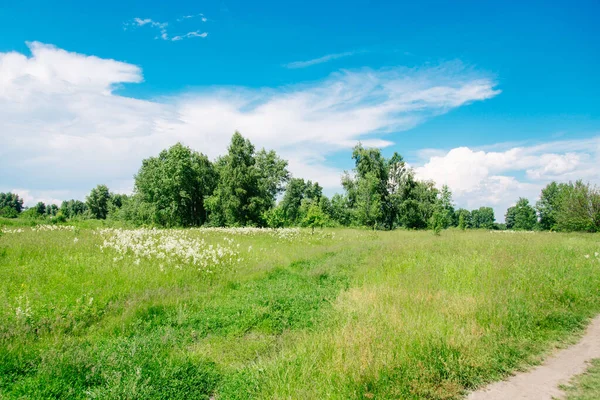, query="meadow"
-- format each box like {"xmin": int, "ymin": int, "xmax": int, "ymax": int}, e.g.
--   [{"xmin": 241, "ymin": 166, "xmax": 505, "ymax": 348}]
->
[{"xmin": 1, "ymin": 223, "xmax": 600, "ymax": 399}]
